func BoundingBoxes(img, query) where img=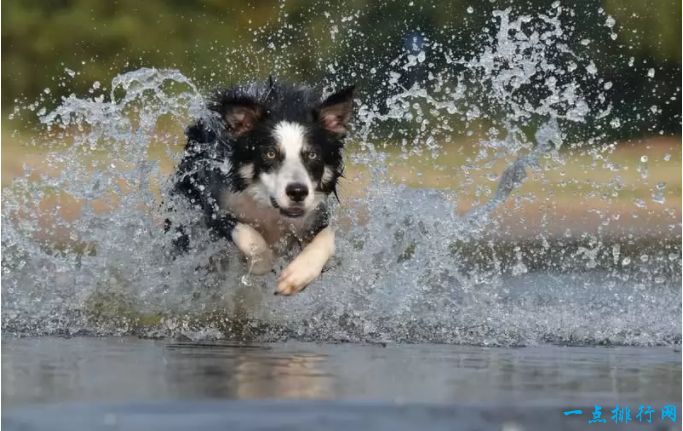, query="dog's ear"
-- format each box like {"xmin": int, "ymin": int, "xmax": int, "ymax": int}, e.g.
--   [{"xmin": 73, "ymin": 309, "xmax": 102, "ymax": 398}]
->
[
  {"xmin": 318, "ymin": 85, "xmax": 354, "ymax": 135},
  {"xmin": 220, "ymin": 97, "xmax": 265, "ymax": 137}
]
